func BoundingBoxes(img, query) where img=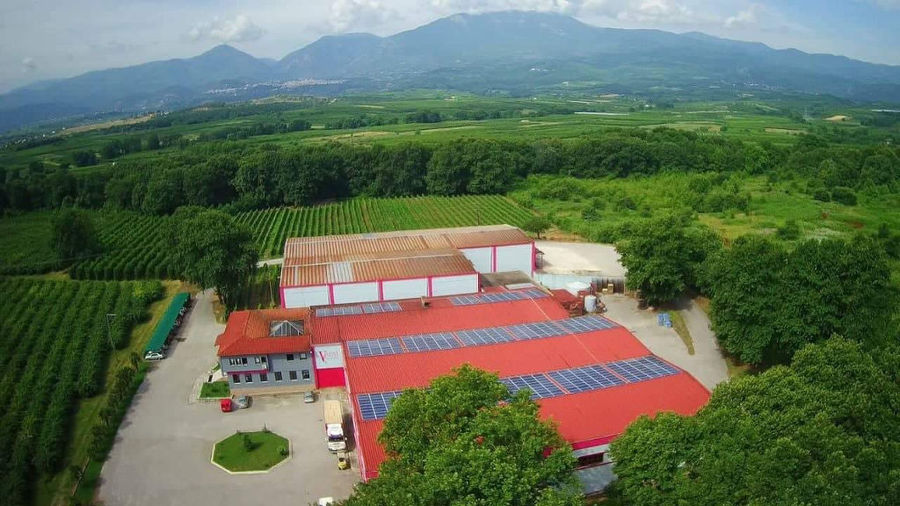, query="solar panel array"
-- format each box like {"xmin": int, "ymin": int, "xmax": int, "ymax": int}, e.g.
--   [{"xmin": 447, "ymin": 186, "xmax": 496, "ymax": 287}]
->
[
  {"xmin": 606, "ymin": 356, "xmax": 679, "ymax": 383},
  {"xmin": 346, "ymin": 315, "xmax": 618, "ymax": 358},
  {"xmin": 457, "ymin": 327, "xmax": 514, "ymax": 346},
  {"xmin": 557, "ymin": 315, "xmax": 617, "ymax": 333},
  {"xmin": 356, "ymin": 355, "xmax": 683, "ymax": 420},
  {"xmin": 402, "ymin": 332, "xmax": 460, "ymax": 352},
  {"xmin": 501, "ymin": 373, "xmax": 563, "ymax": 399},
  {"xmin": 347, "ymin": 338, "xmax": 404, "ymax": 358},
  {"xmin": 316, "ymin": 301, "xmax": 402, "ymax": 318},
  {"xmin": 450, "ymin": 288, "xmax": 548, "ymax": 306},
  {"xmin": 357, "ymin": 391, "xmax": 402, "ymax": 421},
  {"xmin": 549, "ymin": 365, "xmax": 624, "ymax": 393}
]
